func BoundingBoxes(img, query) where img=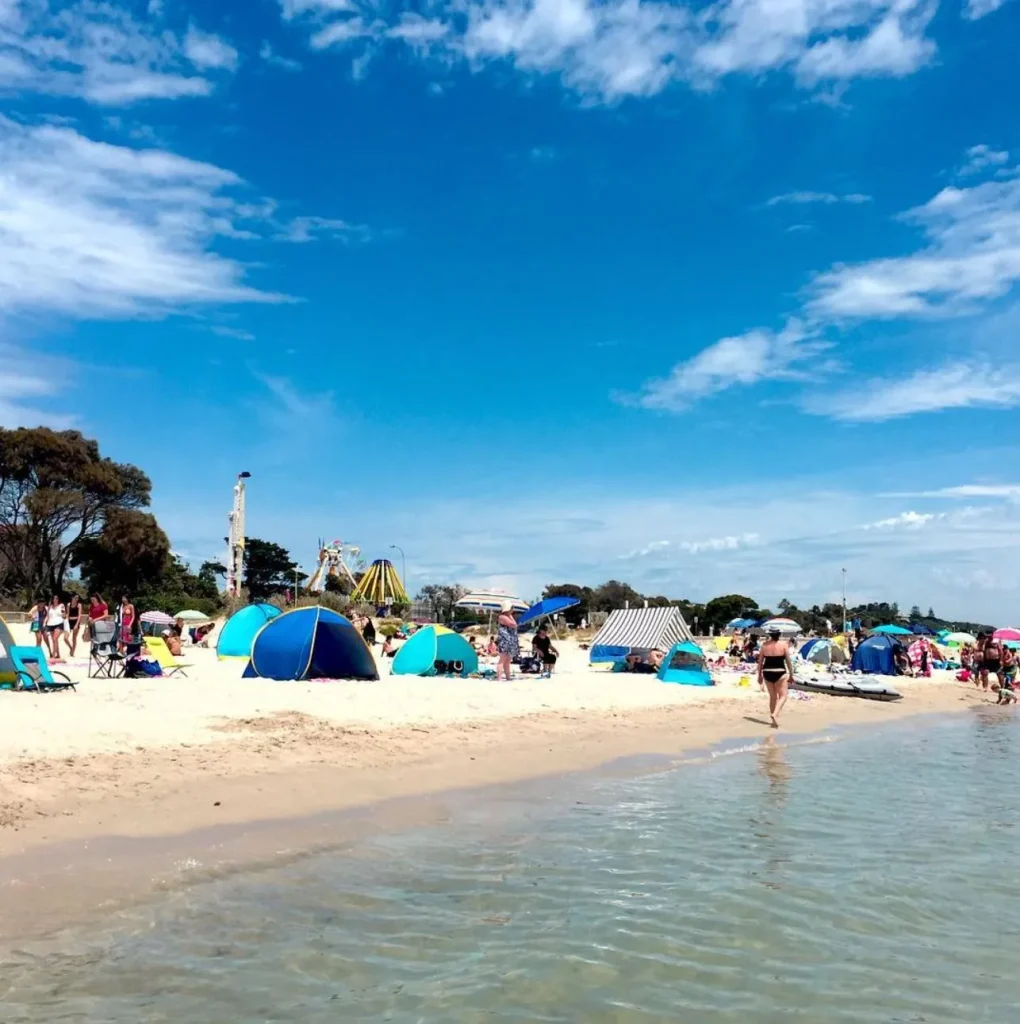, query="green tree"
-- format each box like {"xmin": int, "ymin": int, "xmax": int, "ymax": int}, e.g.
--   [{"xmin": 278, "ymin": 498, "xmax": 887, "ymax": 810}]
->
[
  {"xmin": 243, "ymin": 538, "xmax": 300, "ymax": 602},
  {"xmin": 0, "ymin": 427, "xmax": 150, "ymax": 599},
  {"xmin": 416, "ymin": 583, "xmax": 467, "ymax": 623},
  {"xmin": 702, "ymin": 594, "xmax": 760, "ymax": 632},
  {"xmin": 74, "ymin": 509, "xmax": 170, "ymax": 599},
  {"xmin": 909, "ymin": 605, "xmax": 922, "ymax": 621},
  {"xmin": 591, "ymin": 580, "xmax": 643, "ymax": 611}
]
